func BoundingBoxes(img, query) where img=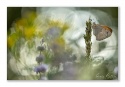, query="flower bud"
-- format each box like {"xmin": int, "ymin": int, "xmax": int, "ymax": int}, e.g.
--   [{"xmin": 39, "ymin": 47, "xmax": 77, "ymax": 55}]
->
[
  {"xmin": 37, "ymin": 46, "xmax": 45, "ymax": 51},
  {"xmin": 34, "ymin": 64, "xmax": 48, "ymax": 73},
  {"xmin": 36, "ymin": 54, "xmax": 44, "ymax": 63}
]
